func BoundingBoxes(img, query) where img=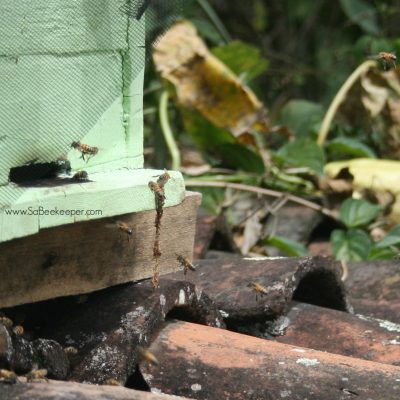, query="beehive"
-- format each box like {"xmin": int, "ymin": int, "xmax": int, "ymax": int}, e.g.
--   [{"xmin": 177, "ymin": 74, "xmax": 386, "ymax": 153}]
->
[{"xmin": 0, "ymin": 1, "xmax": 197, "ymax": 308}]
